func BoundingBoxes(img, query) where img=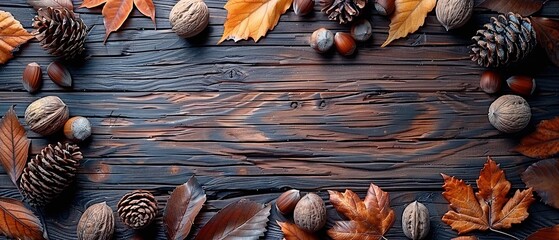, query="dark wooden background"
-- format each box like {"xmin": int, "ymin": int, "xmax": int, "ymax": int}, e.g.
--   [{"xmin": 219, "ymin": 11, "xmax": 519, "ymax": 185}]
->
[{"xmin": 1, "ymin": 0, "xmax": 559, "ymax": 239}]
